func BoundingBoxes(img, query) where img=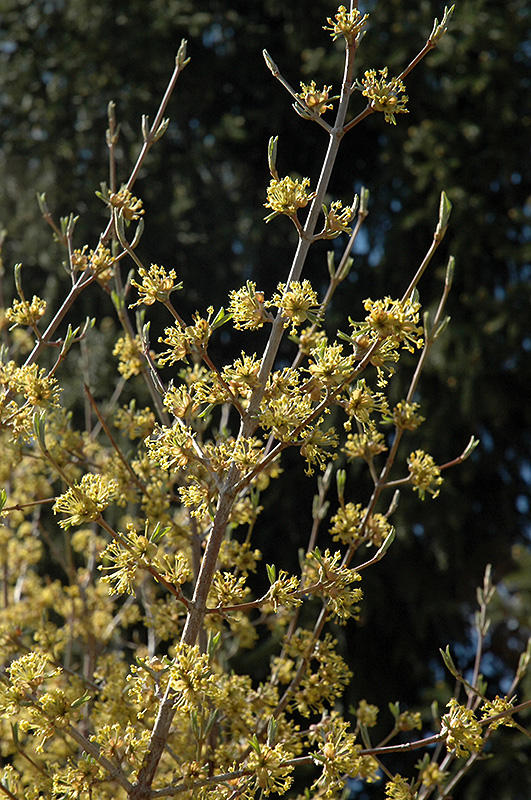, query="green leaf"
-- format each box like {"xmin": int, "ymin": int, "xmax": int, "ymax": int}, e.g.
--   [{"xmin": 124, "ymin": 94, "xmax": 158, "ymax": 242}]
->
[
  {"xmin": 71, "ymin": 692, "xmax": 91, "ymax": 708},
  {"xmin": 336, "ymin": 469, "xmax": 346, "ymax": 502},
  {"xmin": 439, "ymin": 645, "xmax": 459, "ymax": 678},
  {"xmin": 435, "ymin": 191, "xmax": 452, "ymax": 241},
  {"xmin": 268, "ymin": 135, "xmax": 279, "ymax": 180},
  {"xmin": 33, "ymin": 412, "xmax": 47, "ymax": 451},
  {"xmin": 375, "ymin": 528, "xmax": 395, "ymax": 558}
]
